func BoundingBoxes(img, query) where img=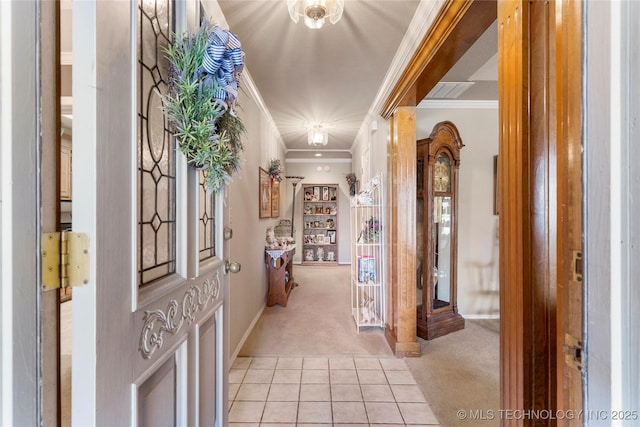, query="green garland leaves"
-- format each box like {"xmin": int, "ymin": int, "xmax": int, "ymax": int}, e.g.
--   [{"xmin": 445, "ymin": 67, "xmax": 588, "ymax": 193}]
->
[{"xmin": 161, "ymin": 19, "xmax": 245, "ymax": 192}]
